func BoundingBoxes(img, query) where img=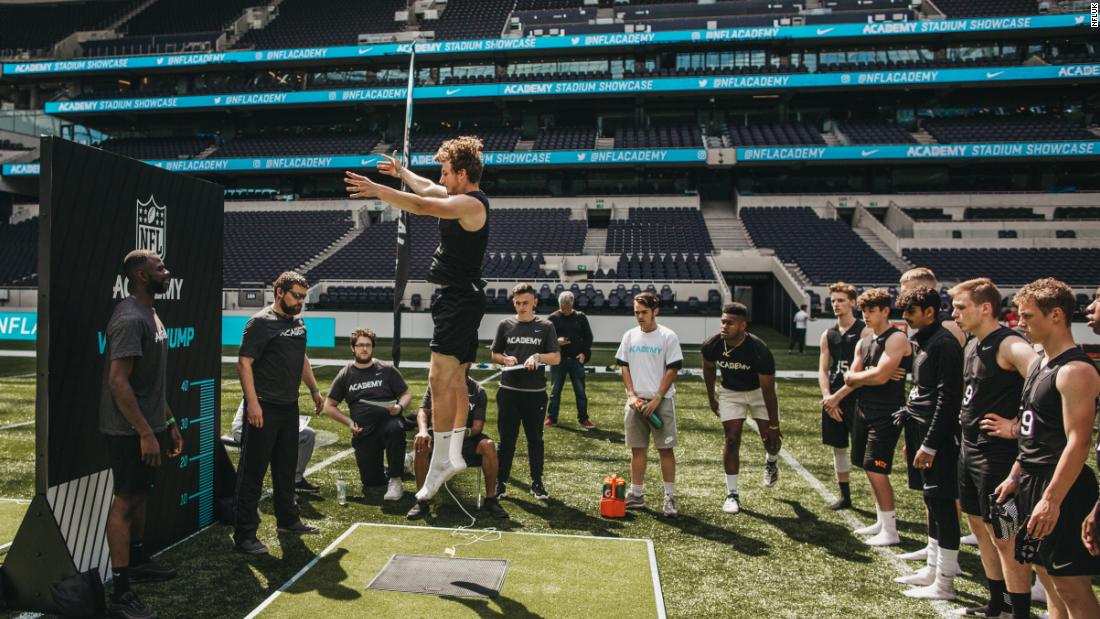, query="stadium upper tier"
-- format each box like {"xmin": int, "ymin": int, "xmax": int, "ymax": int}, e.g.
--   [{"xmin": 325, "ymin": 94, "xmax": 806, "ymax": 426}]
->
[
  {"xmin": 902, "ymin": 248, "xmax": 1100, "ymax": 286},
  {"xmin": 0, "ymin": 0, "xmax": 1070, "ymax": 68}
]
